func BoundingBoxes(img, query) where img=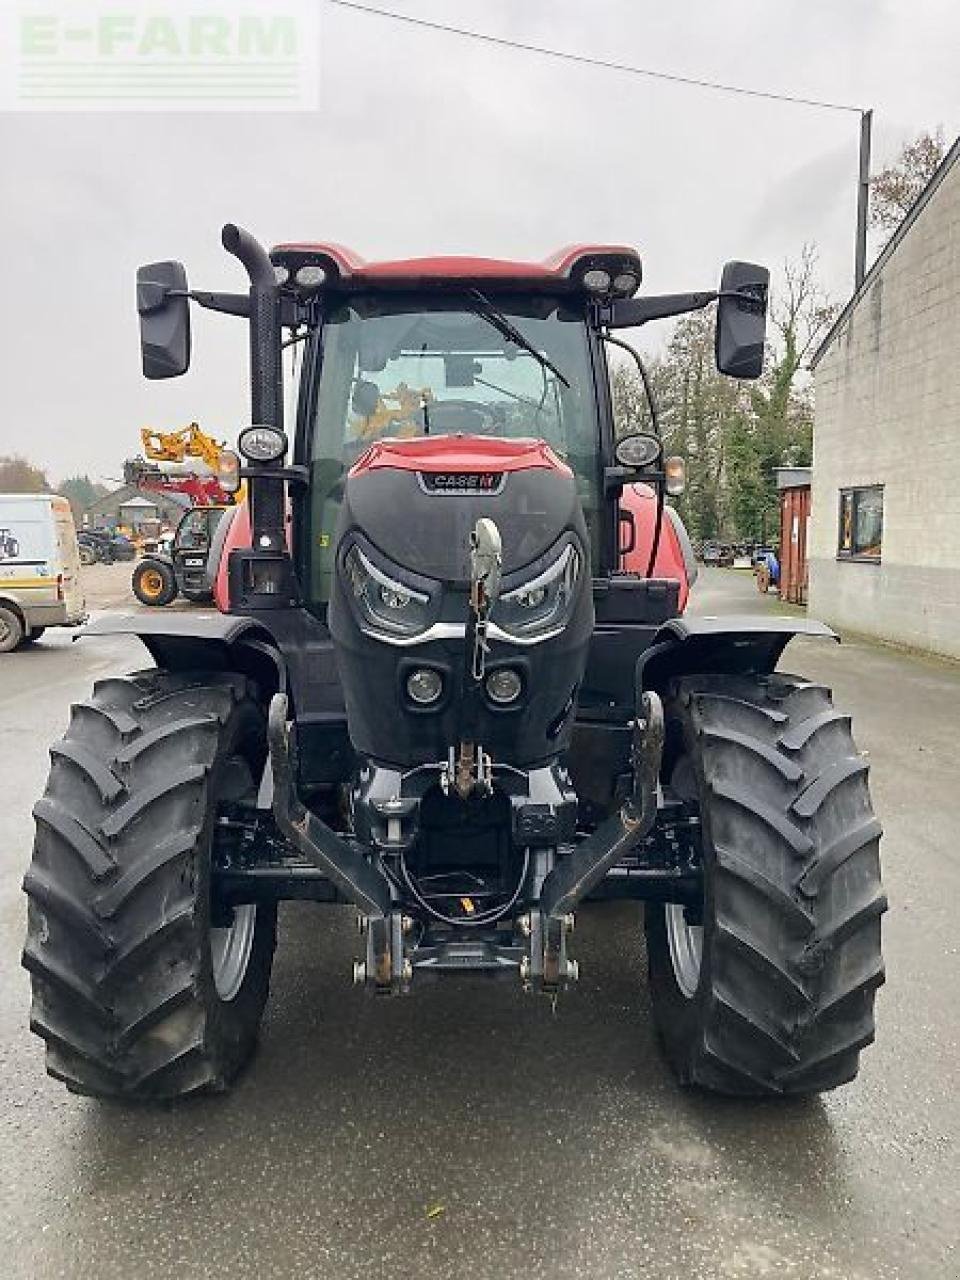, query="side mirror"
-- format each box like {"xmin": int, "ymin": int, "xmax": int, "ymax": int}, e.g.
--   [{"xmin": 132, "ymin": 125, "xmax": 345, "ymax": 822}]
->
[
  {"xmin": 715, "ymin": 261, "xmax": 769, "ymax": 380},
  {"xmin": 136, "ymin": 260, "xmax": 191, "ymax": 379}
]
